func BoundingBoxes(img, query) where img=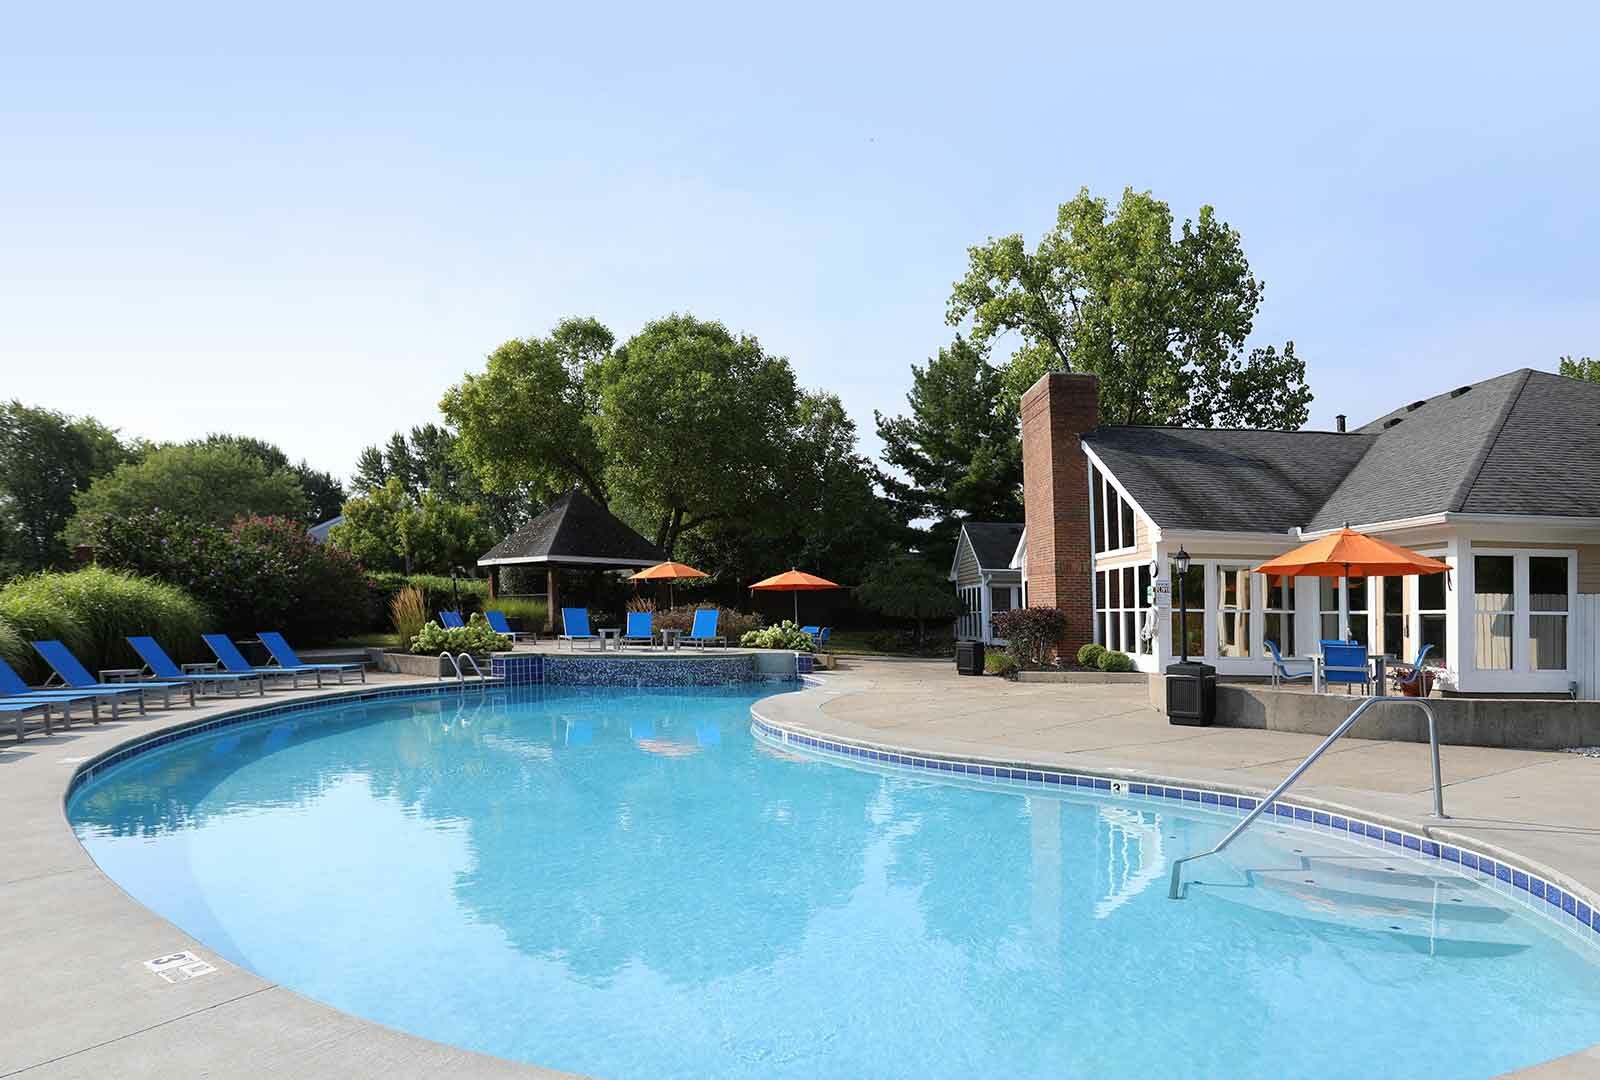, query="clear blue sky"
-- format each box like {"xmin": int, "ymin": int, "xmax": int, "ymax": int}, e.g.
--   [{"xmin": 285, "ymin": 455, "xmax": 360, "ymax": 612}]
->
[{"xmin": 3, "ymin": 2, "xmax": 1596, "ymax": 478}]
